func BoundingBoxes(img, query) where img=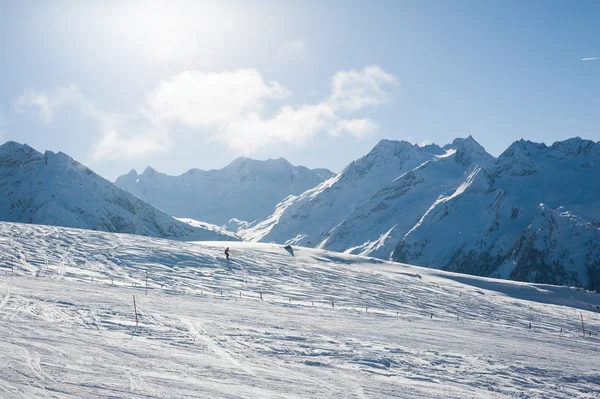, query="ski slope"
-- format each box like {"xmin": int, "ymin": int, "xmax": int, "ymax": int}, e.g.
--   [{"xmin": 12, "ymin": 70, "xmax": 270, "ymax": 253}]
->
[{"xmin": 1, "ymin": 222, "xmax": 599, "ymax": 398}]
